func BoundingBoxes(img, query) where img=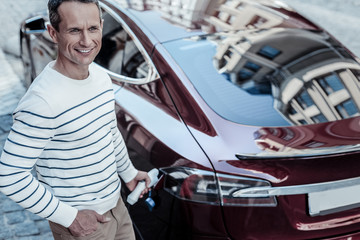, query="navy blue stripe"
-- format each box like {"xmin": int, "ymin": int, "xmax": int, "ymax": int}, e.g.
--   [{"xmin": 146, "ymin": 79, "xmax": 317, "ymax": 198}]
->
[
  {"xmin": 110, "ymin": 126, "xmax": 117, "ymax": 136},
  {"xmin": 8, "ymin": 177, "xmax": 34, "ymax": 197},
  {"xmin": 113, "ymin": 136, "xmax": 122, "ymax": 147},
  {"xmin": 10, "ymin": 128, "xmax": 51, "ymax": 141},
  {"xmin": 61, "ymin": 198, "xmax": 96, "ymax": 203},
  {"xmin": 0, "ymin": 170, "xmax": 26, "ymax": 177},
  {"xmin": 2, "ymin": 149, "xmax": 38, "ymax": 160},
  {"xmin": 34, "ymin": 194, "xmax": 53, "ymax": 215},
  {"xmin": 113, "ymin": 137, "xmax": 122, "ymax": 148},
  {"xmin": 17, "ymin": 183, "xmax": 40, "ymax": 204},
  {"xmin": 15, "ymin": 89, "xmax": 113, "ymax": 119},
  {"xmin": 56, "ymin": 99, "xmax": 113, "ymax": 129},
  {"xmin": 111, "ymin": 131, "xmax": 117, "ymax": 138},
  {"xmin": 52, "ymin": 119, "xmax": 113, "ymax": 143},
  {"xmin": 61, "ymin": 182, "xmax": 120, "ymax": 205},
  {"xmin": 118, "ymin": 161, "xmax": 131, "ymax": 173},
  {"xmin": 39, "ymin": 160, "xmax": 115, "ymax": 180},
  {"xmin": 114, "ymin": 145, "xmax": 126, "ymax": 158},
  {"xmin": 15, "ymin": 119, "xmax": 54, "ymax": 130},
  {"xmin": 56, "ymin": 178, "xmax": 119, "ymax": 199},
  {"xmin": 45, "ymin": 200, "xmax": 59, "ymax": 219},
  {"xmin": 115, "ymin": 152, "xmax": 126, "ymax": 162},
  {"xmin": 45, "ymin": 131, "xmax": 111, "ymax": 151},
  {"xmin": 55, "ymin": 89, "xmax": 113, "ymax": 118},
  {"xmin": 54, "ymin": 110, "xmax": 113, "ymax": 137},
  {"xmin": 46, "ymin": 171, "xmax": 117, "ymax": 189},
  {"xmin": 54, "ymin": 89, "xmax": 113, "ymax": 118},
  {"xmin": 13, "ymin": 111, "xmax": 53, "ymax": 119},
  {"xmin": 0, "ymin": 174, "xmax": 29, "ymax": 188},
  {"xmin": 7, "ymin": 138, "xmax": 44, "ymax": 150},
  {"xmin": 36, "ymin": 150, "xmax": 114, "ymax": 170},
  {"xmin": 25, "ymin": 187, "xmax": 46, "ymax": 210},
  {"xmin": 39, "ymin": 139, "xmax": 113, "ymax": 161},
  {"xmin": 0, "ymin": 161, "xmax": 33, "ymax": 170},
  {"xmin": 116, "ymin": 154, "xmax": 127, "ymax": 168},
  {"xmin": 100, "ymin": 180, "xmax": 120, "ymax": 199}
]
